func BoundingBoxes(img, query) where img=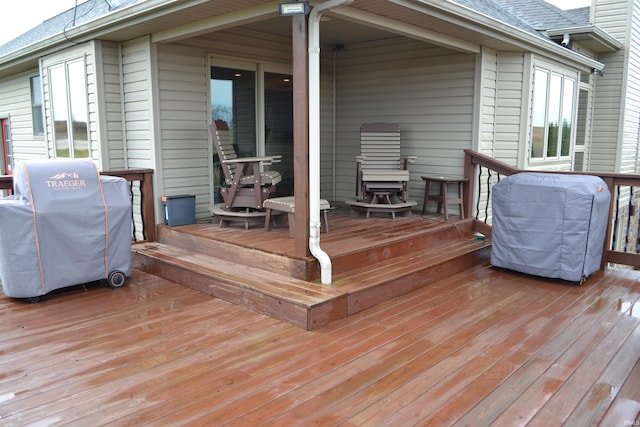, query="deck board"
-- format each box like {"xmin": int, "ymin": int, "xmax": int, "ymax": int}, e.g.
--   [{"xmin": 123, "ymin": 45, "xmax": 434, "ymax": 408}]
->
[{"xmin": 0, "ymin": 263, "xmax": 639, "ymax": 425}]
